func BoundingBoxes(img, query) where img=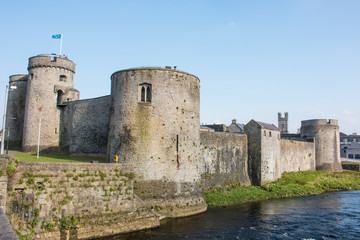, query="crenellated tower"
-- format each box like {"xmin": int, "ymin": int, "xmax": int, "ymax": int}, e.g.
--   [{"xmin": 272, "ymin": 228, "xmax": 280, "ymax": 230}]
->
[
  {"xmin": 278, "ymin": 112, "xmax": 288, "ymax": 134},
  {"xmin": 22, "ymin": 54, "xmax": 79, "ymax": 152}
]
